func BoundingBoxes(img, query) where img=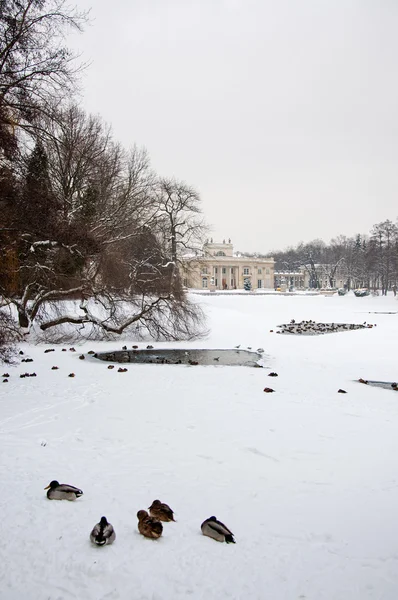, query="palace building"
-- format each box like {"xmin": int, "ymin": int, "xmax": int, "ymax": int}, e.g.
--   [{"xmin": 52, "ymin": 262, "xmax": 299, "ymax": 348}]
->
[{"xmin": 182, "ymin": 239, "xmax": 274, "ymax": 291}]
